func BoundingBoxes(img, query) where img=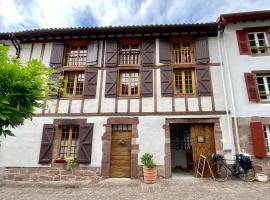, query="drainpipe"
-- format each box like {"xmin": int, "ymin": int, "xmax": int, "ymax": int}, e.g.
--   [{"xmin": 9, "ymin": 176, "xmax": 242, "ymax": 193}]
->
[
  {"xmin": 9, "ymin": 33, "xmax": 21, "ymax": 58},
  {"xmin": 218, "ymin": 26, "xmax": 241, "ymax": 154}
]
